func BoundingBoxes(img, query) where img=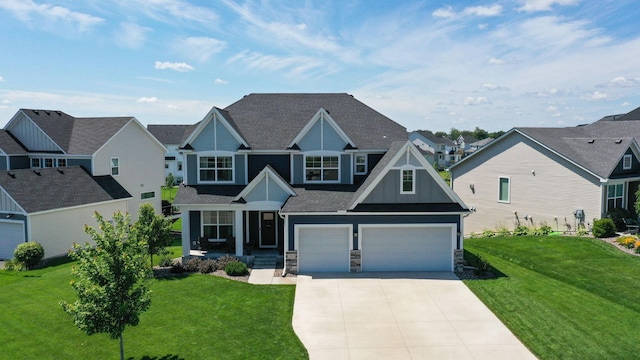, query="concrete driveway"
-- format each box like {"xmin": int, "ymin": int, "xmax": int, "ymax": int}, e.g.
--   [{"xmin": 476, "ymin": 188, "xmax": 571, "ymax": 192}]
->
[{"xmin": 292, "ymin": 272, "xmax": 536, "ymax": 360}]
